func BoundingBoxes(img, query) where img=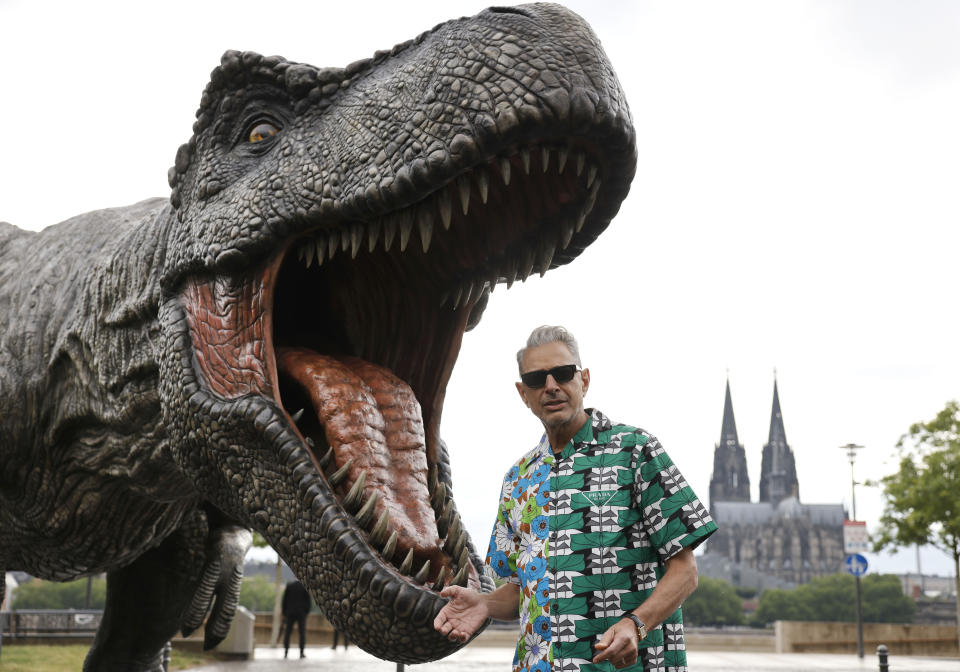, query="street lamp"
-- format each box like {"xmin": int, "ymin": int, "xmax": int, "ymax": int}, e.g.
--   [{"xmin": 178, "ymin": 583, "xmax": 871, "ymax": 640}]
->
[
  {"xmin": 839, "ymin": 443, "xmax": 865, "ymax": 659},
  {"xmin": 841, "ymin": 443, "xmax": 864, "ymax": 519}
]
